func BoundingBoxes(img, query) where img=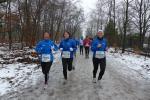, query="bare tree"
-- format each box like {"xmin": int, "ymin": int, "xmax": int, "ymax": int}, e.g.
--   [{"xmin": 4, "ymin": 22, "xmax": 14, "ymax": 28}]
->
[
  {"xmin": 131, "ymin": 0, "xmax": 150, "ymax": 49},
  {"xmin": 122, "ymin": 0, "xmax": 129, "ymax": 53}
]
